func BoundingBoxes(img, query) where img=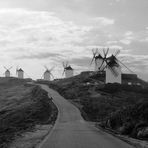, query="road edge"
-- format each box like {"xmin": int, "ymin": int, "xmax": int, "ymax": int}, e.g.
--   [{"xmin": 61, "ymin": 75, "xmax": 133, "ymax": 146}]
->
[{"xmin": 36, "ymin": 84, "xmax": 60, "ymax": 148}]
